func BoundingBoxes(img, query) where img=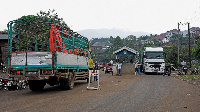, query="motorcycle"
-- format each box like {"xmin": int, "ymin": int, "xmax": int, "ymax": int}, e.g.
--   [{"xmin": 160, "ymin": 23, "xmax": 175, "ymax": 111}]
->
[
  {"xmin": 2, "ymin": 62, "xmax": 7, "ymax": 73},
  {"xmin": 16, "ymin": 79, "xmax": 28, "ymax": 90},
  {"xmin": 0, "ymin": 78, "xmax": 14, "ymax": 90},
  {"xmin": 0, "ymin": 77, "xmax": 3, "ymax": 90},
  {"xmin": 0, "ymin": 77, "xmax": 29, "ymax": 91},
  {"xmin": 191, "ymin": 68, "xmax": 199, "ymax": 75},
  {"xmin": 163, "ymin": 65, "xmax": 171, "ymax": 76}
]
